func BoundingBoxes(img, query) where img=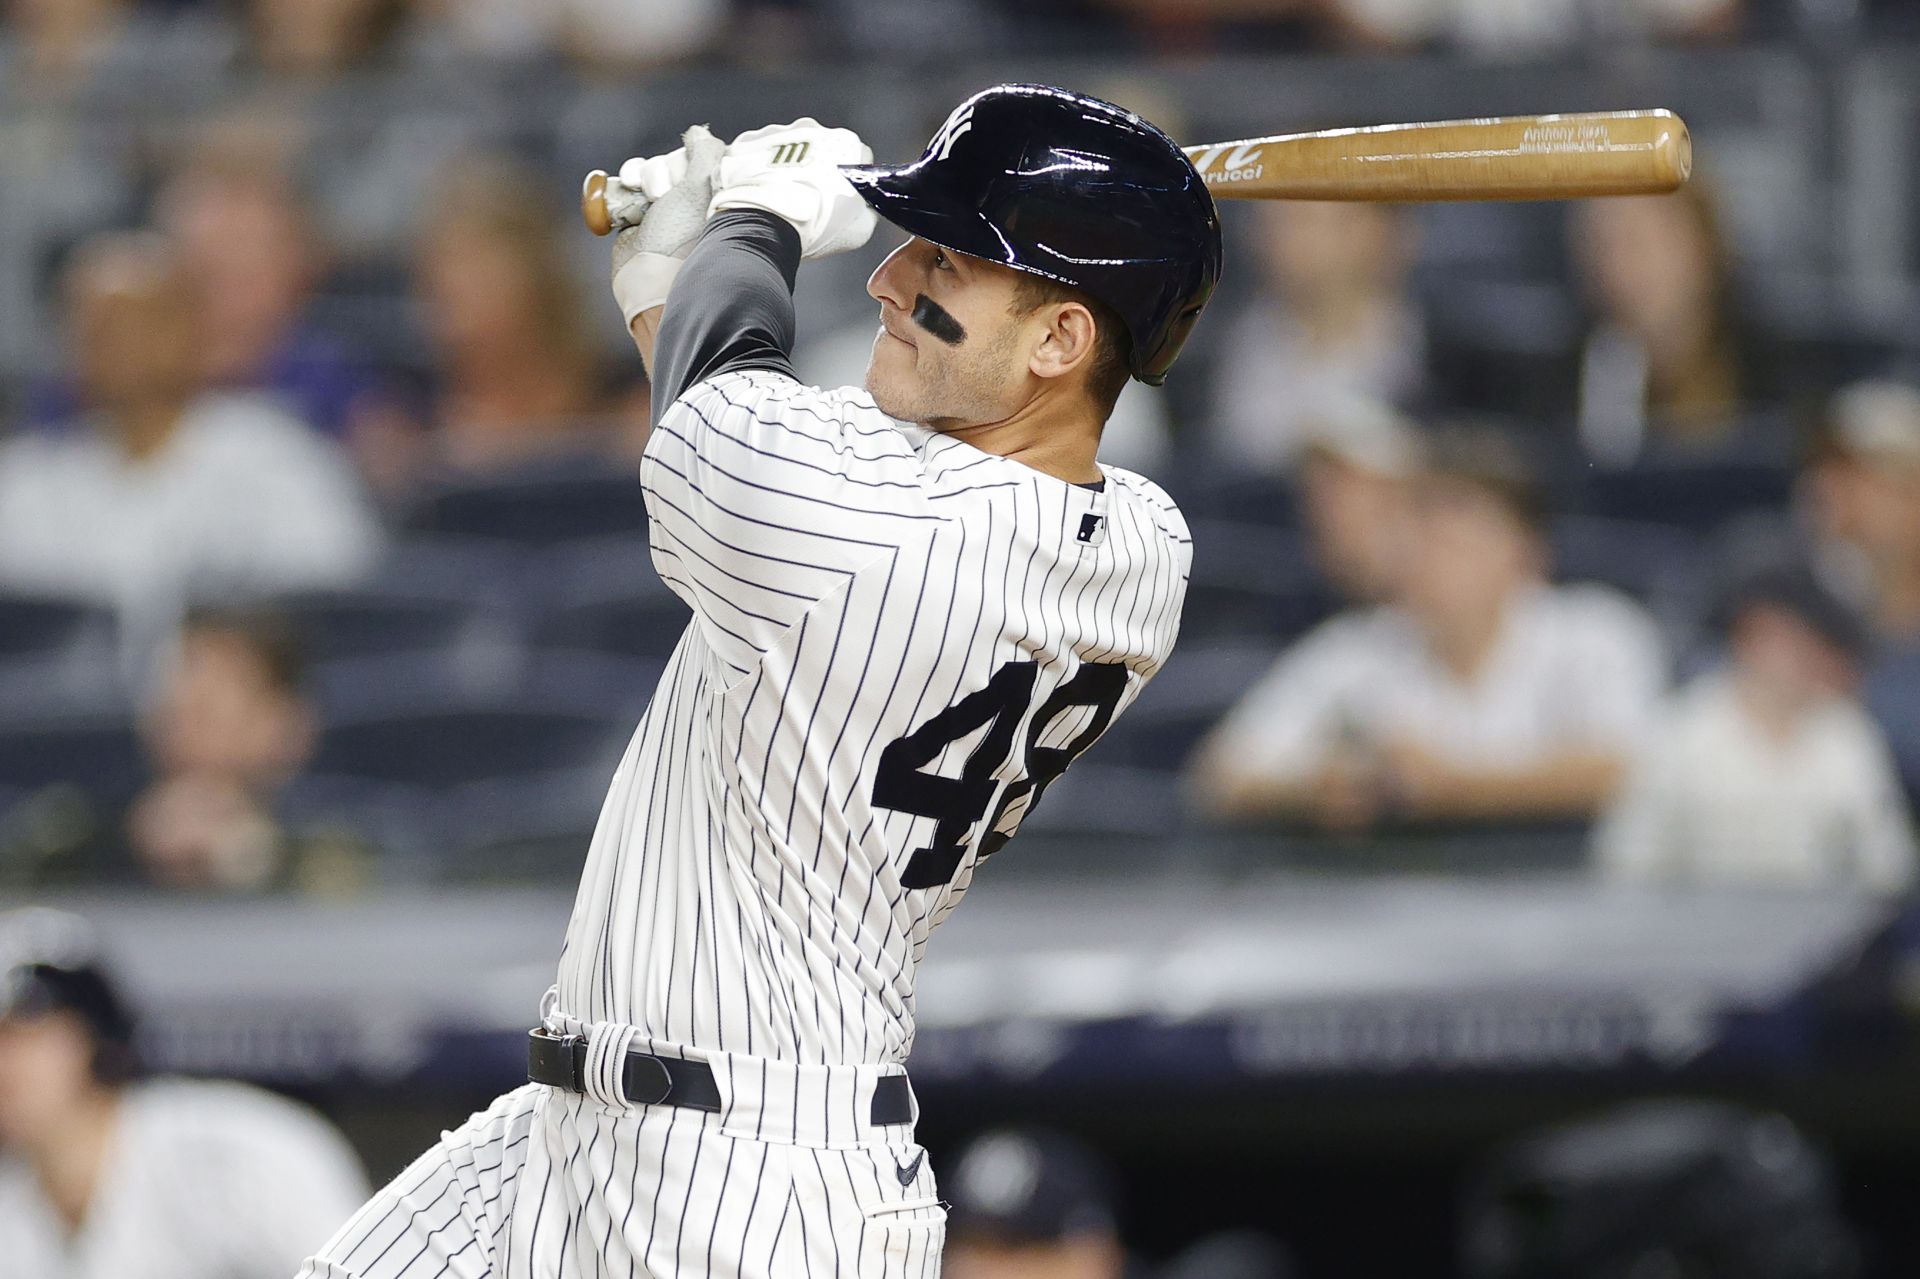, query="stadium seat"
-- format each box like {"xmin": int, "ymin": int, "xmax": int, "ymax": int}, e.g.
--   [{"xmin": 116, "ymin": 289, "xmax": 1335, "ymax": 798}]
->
[
  {"xmin": 0, "ymin": 592, "xmax": 115, "ymax": 661},
  {"xmin": 275, "ymin": 537, "xmax": 531, "ymax": 663},
  {"xmin": 0, "ymin": 715, "xmax": 146, "ymax": 798},
  {"xmin": 311, "ymin": 704, "xmax": 629, "ymax": 790},
  {"xmin": 528, "ymin": 537, "xmax": 691, "ymax": 662},
  {"xmin": 1550, "ymin": 516, "xmax": 1707, "ymax": 607},
  {"xmin": 1015, "ymin": 763, "xmax": 1184, "ymax": 838},
  {"xmin": 1576, "ymin": 451, "xmax": 1794, "ymax": 534},
  {"xmin": 401, "ymin": 457, "xmax": 650, "ymax": 546},
  {"xmin": 1180, "ymin": 522, "xmax": 1336, "ymax": 644}
]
